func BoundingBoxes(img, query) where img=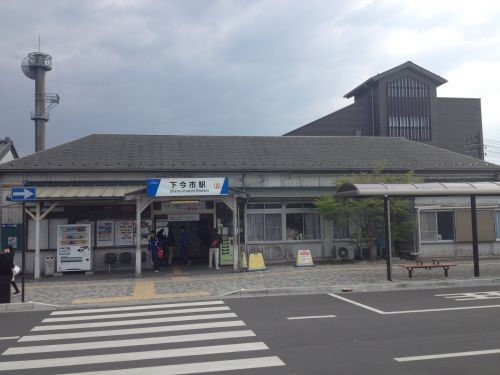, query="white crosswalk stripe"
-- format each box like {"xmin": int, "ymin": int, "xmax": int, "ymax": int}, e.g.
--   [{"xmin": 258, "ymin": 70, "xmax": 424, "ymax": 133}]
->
[
  {"xmin": 42, "ymin": 306, "xmax": 231, "ymax": 322},
  {"xmin": 32, "ymin": 312, "xmax": 238, "ymax": 331},
  {"xmin": 50, "ymin": 300, "xmax": 226, "ymax": 315},
  {"xmin": 1, "ymin": 300, "xmax": 286, "ymax": 374}
]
